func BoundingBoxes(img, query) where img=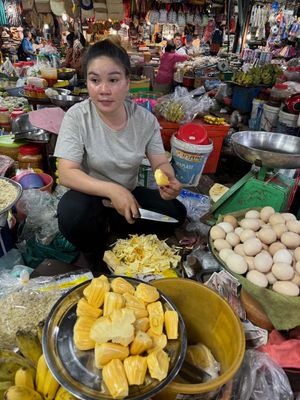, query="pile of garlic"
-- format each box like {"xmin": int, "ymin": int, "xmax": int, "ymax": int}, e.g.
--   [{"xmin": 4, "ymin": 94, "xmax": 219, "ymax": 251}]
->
[{"xmin": 210, "ymin": 207, "xmax": 300, "ymax": 297}]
